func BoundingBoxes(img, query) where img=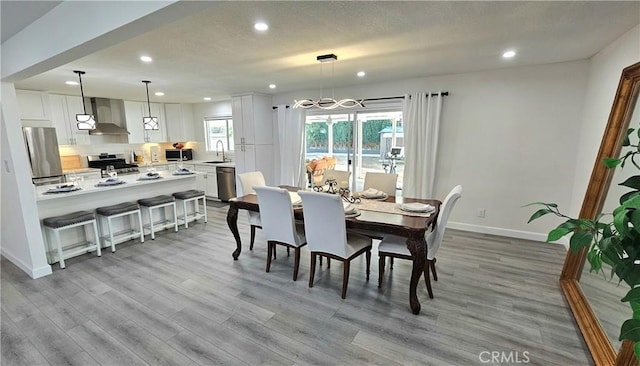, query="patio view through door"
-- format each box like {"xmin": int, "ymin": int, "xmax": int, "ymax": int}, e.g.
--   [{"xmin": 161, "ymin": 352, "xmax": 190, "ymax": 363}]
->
[{"xmin": 304, "ymin": 110, "xmax": 403, "ymax": 194}]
